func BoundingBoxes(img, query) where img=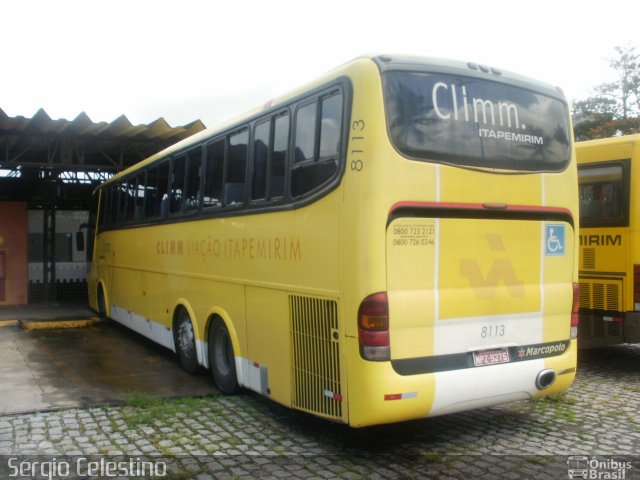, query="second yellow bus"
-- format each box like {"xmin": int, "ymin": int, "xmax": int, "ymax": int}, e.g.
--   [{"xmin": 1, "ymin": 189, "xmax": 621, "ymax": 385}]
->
[{"xmin": 577, "ymin": 134, "xmax": 640, "ymax": 348}]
